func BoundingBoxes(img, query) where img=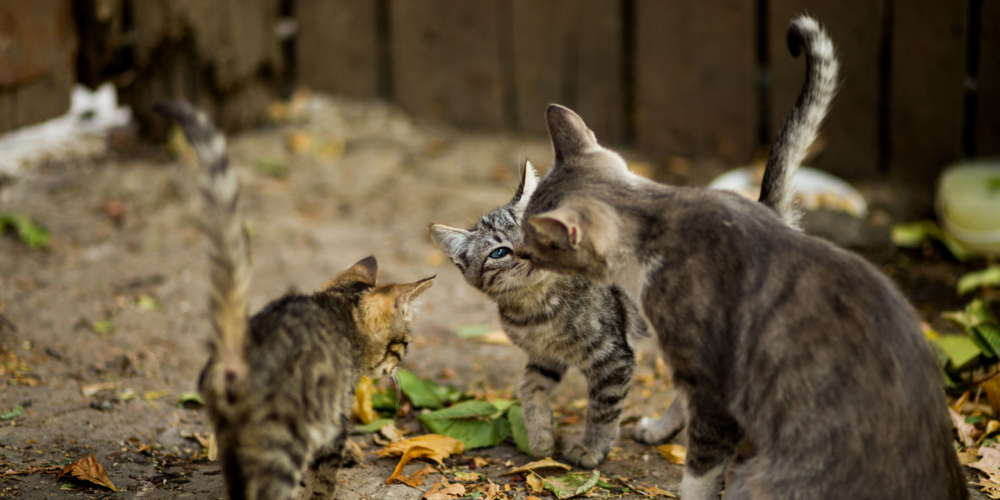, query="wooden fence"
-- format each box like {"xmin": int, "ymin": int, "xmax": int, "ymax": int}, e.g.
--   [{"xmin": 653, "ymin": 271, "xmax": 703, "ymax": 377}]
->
[
  {"xmin": 0, "ymin": 0, "xmax": 996, "ymax": 190},
  {"xmin": 298, "ymin": 0, "xmax": 1000, "ymax": 188}
]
